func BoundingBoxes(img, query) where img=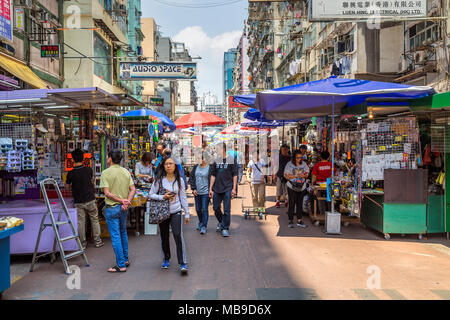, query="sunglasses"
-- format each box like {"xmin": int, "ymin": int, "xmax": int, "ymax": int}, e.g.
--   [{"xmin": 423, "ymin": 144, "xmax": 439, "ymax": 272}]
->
[
  {"xmin": 1, "ymin": 144, "xmax": 12, "ymax": 149},
  {"xmin": 15, "ymin": 142, "xmax": 27, "ymax": 147}
]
